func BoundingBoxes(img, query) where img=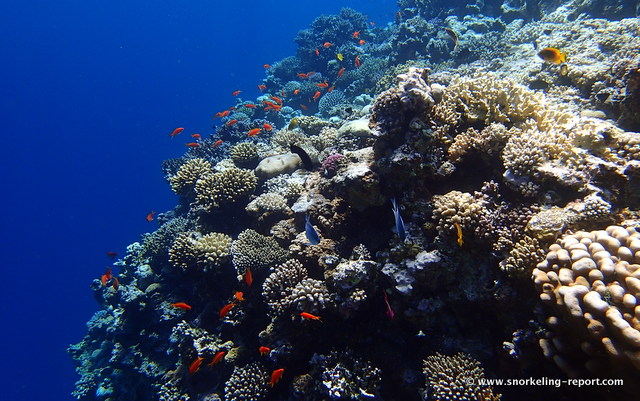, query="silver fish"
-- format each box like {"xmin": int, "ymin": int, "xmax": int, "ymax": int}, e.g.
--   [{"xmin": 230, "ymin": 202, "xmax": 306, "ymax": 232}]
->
[{"xmin": 391, "ymin": 198, "xmax": 406, "ymax": 241}]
